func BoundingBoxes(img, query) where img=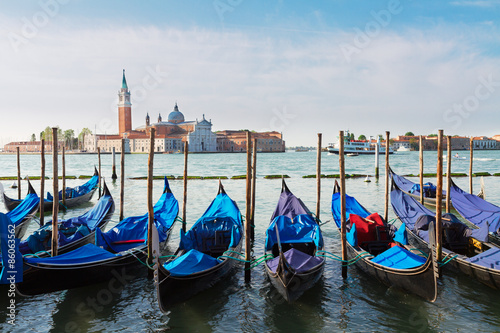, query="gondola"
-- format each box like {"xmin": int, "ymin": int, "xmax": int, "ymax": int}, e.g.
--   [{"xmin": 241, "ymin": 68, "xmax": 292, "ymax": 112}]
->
[
  {"xmin": 17, "ymin": 181, "xmax": 115, "ymax": 258},
  {"xmin": 154, "ymin": 181, "xmax": 243, "ymax": 311},
  {"xmin": 389, "ymin": 167, "xmax": 445, "ymax": 207},
  {"xmin": 391, "ymin": 181, "xmax": 500, "ymax": 289},
  {"xmin": 264, "ymin": 180, "xmax": 325, "ymax": 302},
  {"xmin": 2, "ymin": 167, "xmax": 100, "ymax": 212},
  {"xmin": 15, "ymin": 177, "xmax": 178, "ymax": 296},
  {"xmin": 2, "ymin": 180, "xmax": 40, "ymax": 239},
  {"xmin": 332, "ymin": 181, "xmax": 438, "ymax": 301}
]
